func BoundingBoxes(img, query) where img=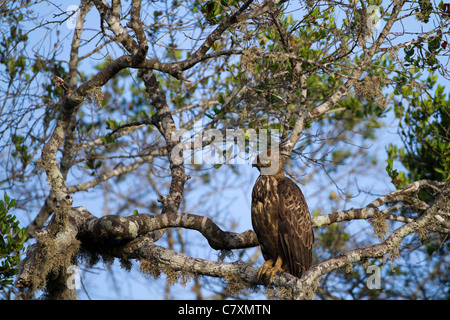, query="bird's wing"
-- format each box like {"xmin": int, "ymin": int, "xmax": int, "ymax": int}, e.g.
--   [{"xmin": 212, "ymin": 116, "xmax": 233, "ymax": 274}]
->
[
  {"xmin": 277, "ymin": 177, "xmax": 314, "ymax": 277},
  {"xmin": 251, "ymin": 176, "xmax": 278, "ymax": 262}
]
